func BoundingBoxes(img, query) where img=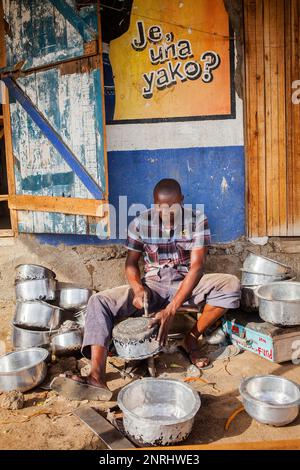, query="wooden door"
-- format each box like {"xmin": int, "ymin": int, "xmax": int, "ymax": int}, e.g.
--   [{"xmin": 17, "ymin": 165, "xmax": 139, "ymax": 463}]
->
[{"xmin": 0, "ymin": 0, "xmax": 108, "ymax": 236}]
